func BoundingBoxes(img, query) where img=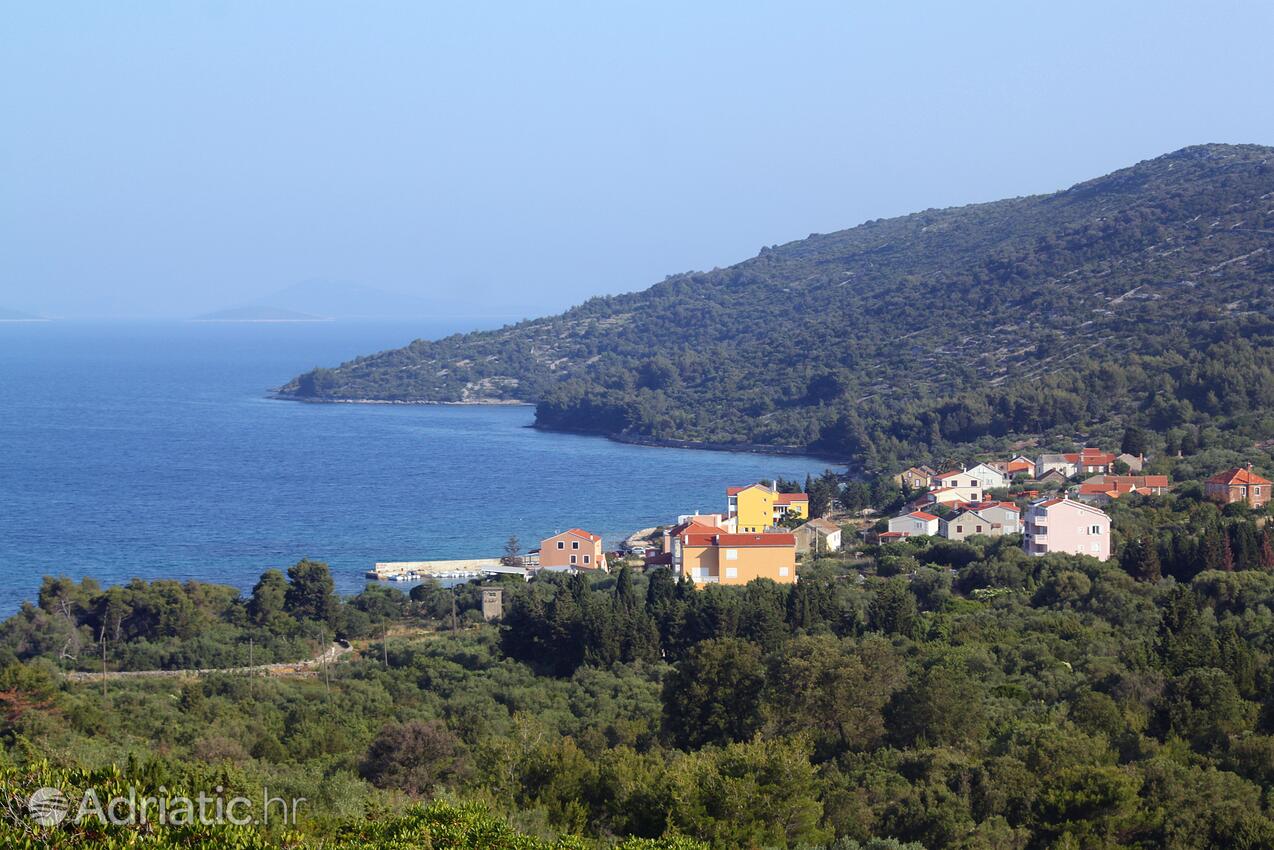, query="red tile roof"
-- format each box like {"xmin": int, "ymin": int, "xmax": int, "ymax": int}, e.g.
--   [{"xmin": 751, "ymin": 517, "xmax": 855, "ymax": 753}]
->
[
  {"xmin": 682, "ymin": 532, "xmax": 796, "ymax": 547},
  {"xmin": 564, "ymin": 528, "xmax": 602, "ymax": 542},
  {"xmin": 775, "ymin": 493, "xmax": 808, "ymax": 504},
  {"xmin": 908, "ymin": 511, "xmax": 939, "ymax": 521},
  {"xmin": 1207, "ymin": 467, "xmax": 1271, "ymax": 486}
]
